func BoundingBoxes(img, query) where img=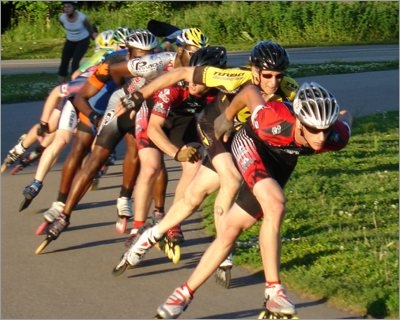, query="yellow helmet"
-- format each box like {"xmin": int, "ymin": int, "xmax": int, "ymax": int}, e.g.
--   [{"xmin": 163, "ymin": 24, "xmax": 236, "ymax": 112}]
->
[
  {"xmin": 176, "ymin": 28, "xmax": 209, "ymax": 48},
  {"xmin": 95, "ymin": 30, "xmax": 116, "ymax": 49}
]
